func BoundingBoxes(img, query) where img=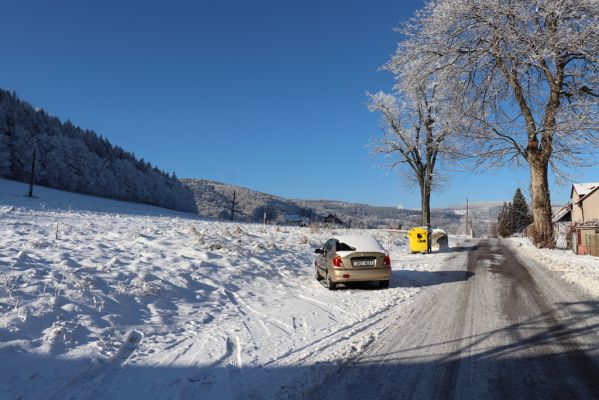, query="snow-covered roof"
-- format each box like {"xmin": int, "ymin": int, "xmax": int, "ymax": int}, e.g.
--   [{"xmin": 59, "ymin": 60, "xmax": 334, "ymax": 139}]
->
[
  {"xmin": 580, "ymin": 185, "xmax": 599, "ymax": 204},
  {"xmin": 552, "ymin": 203, "xmax": 572, "ymax": 223},
  {"xmin": 572, "ymin": 183, "xmax": 599, "ymax": 197},
  {"xmin": 323, "ymin": 214, "xmax": 344, "ymax": 224},
  {"xmin": 335, "ymin": 235, "xmax": 386, "ymax": 253}
]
